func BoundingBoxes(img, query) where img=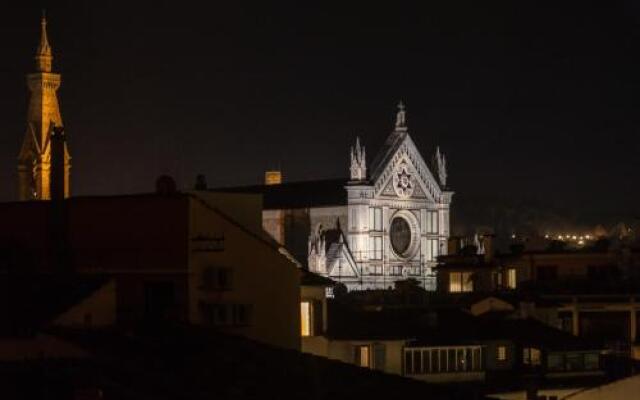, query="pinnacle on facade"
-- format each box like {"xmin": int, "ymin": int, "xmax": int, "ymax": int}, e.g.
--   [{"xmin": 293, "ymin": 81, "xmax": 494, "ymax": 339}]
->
[
  {"xmin": 350, "ymin": 136, "xmax": 367, "ymax": 181},
  {"xmin": 36, "ymin": 12, "xmax": 53, "ymax": 72},
  {"xmin": 395, "ymin": 101, "xmax": 407, "ymax": 130}
]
